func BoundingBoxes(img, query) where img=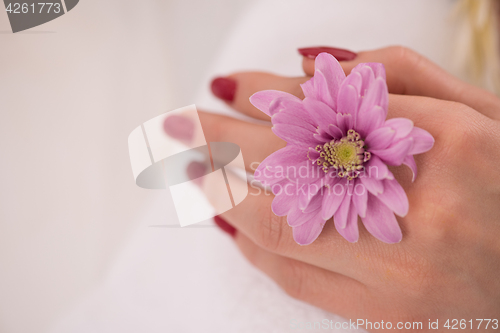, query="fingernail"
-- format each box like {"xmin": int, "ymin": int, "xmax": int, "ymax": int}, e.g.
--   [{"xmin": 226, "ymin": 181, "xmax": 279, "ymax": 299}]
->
[
  {"xmin": 213, "ymin": 215, "xmax": 236, "ymax": 238},
  {"xmin": 164, "ymin": 115, "xmax": 195, "ymax": 144},
  {"xmin": 211, "ymin": 77, "xmax": 236, "ymax": 102},
  {"xmin": 298, "ymin": 46, "xmax": 357, "ymax": 61},
  {"xmin": 186, "ymin": 161, "xmax": 207, "ymax": 186}
]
